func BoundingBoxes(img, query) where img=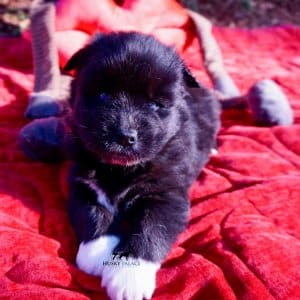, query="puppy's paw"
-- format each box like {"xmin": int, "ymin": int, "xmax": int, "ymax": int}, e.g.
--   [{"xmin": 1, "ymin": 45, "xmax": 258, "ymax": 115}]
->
[
  {"xmin": 76, "ymin": 235, "xmax": 120, "ymax": 277},
  {"xmin": 25, "ymin": 92, "xmax": 67, "ymax": 119},
  {"xmin": 101, "ymin": 257, "xmax": 160, "ymax": 300}
]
